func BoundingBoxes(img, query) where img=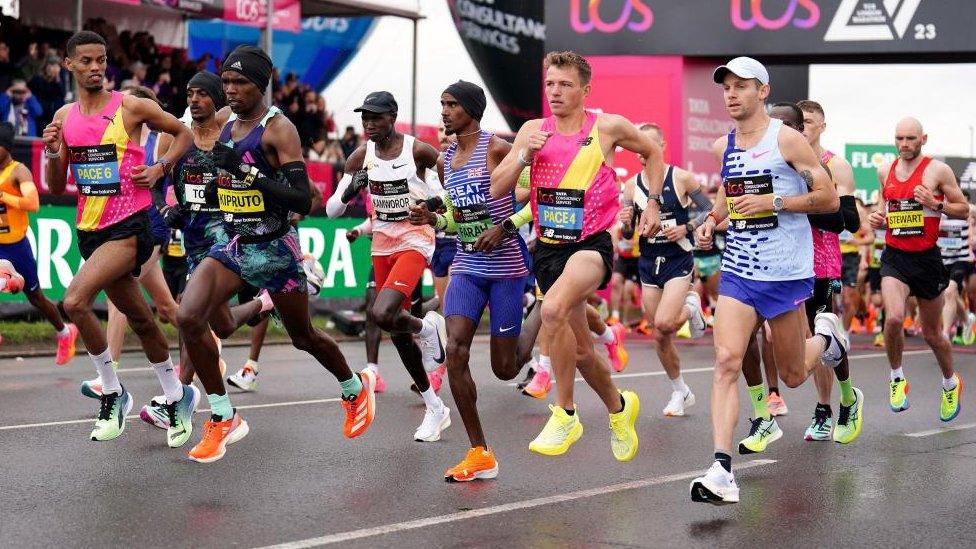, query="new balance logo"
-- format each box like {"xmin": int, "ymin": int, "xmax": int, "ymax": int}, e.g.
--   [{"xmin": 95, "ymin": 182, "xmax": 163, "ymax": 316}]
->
[
  {"xmin": 230, "ymin": 61, "xmax": 243, "ymax": 70},
  {"xmin": 824, "ymin": 0, "xmax": 922, "ymax": 42}
]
